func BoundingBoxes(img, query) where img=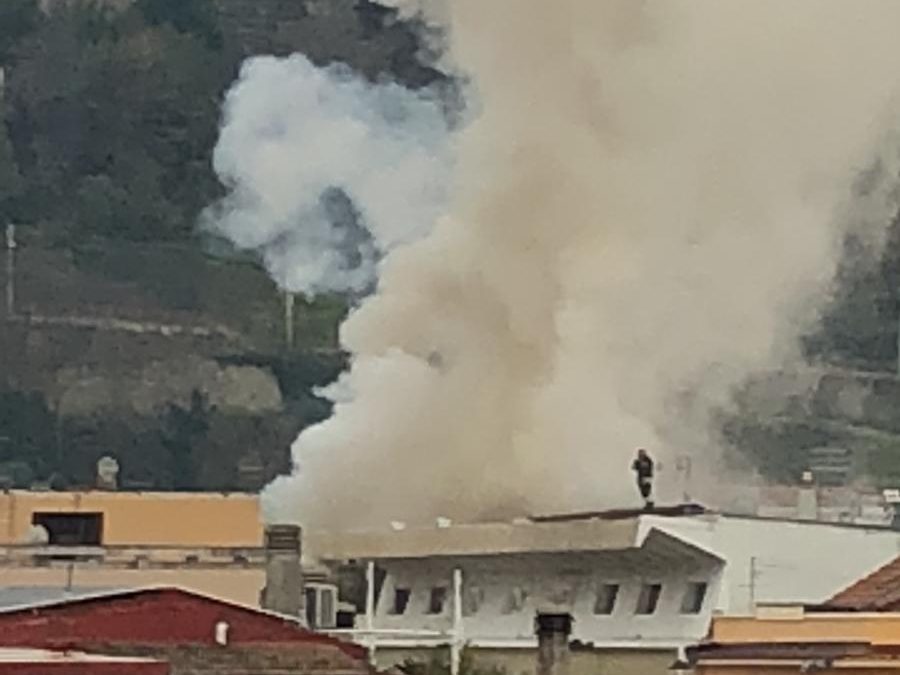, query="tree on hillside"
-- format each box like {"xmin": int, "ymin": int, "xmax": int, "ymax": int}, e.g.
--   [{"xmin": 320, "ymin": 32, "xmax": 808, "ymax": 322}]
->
[
  {"xmin": 0, "ymin": 0, "xmax": 41, "ymax": 64},
  {"xmin": 0, "ymin": 119, "xmax": 22, "ymax": 219},
  {"xmin": 135, "ymin": 0, "xmax": 223, "ymax": 48},
  {"xmin": 6, "ymin": 3, "xmax": 234, "ymax": 243},
  {"xmin": 160, "ymin": 390, "xmax": 210, "ymax": 490}
]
